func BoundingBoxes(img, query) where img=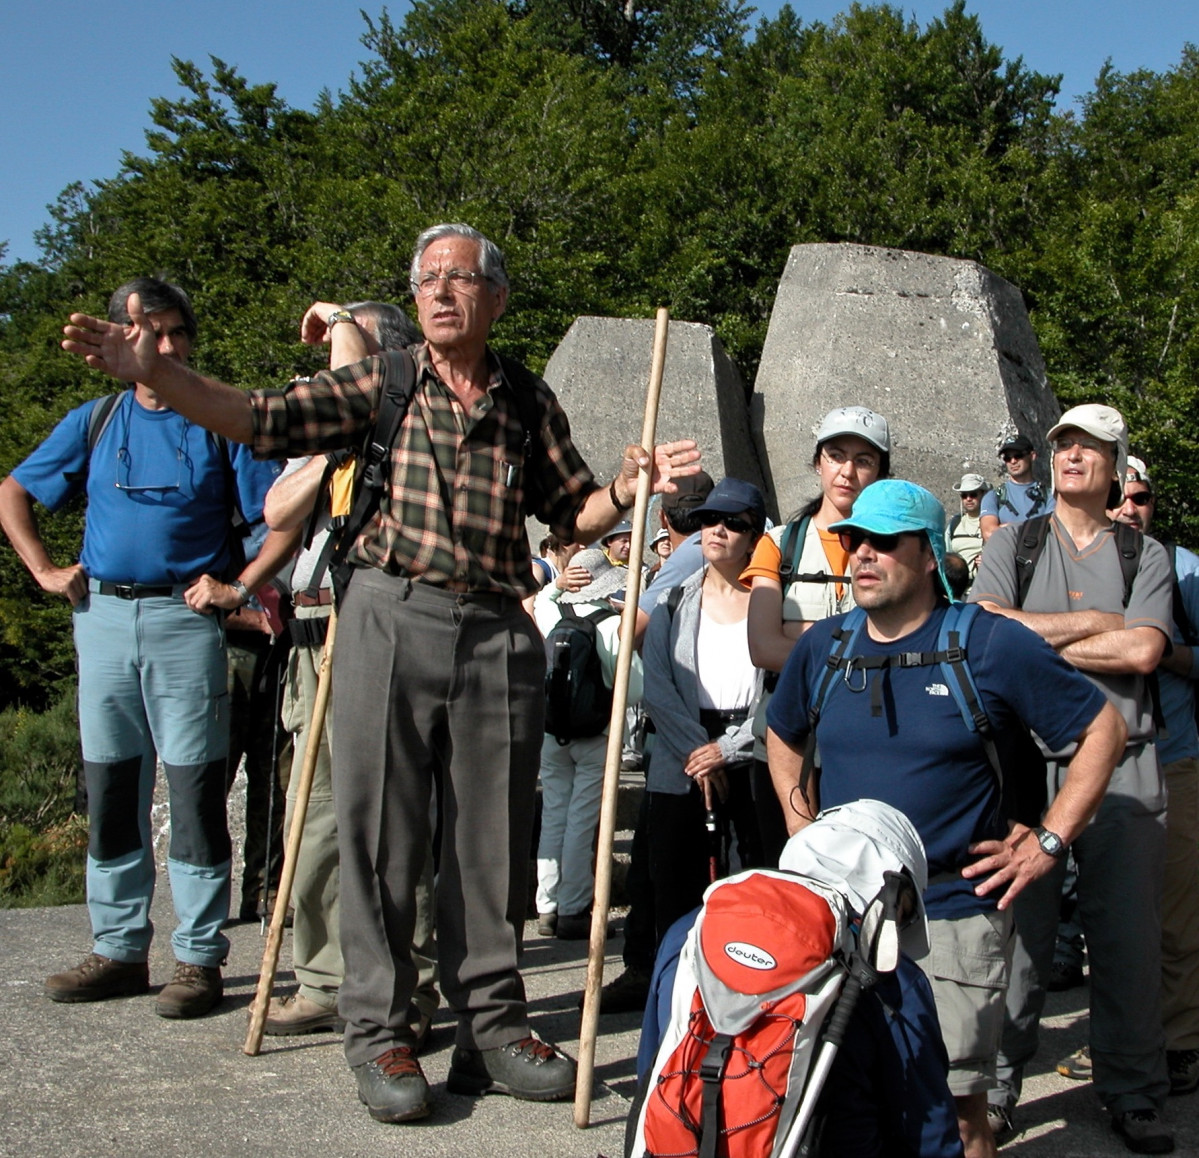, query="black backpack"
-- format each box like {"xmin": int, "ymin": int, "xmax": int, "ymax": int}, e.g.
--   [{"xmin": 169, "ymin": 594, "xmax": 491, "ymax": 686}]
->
[{"xmin": 544, "ymin": 603, "xmax": 619, "ymax": 745}]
